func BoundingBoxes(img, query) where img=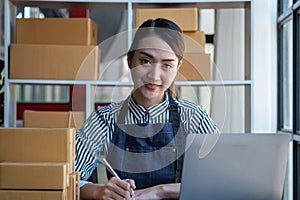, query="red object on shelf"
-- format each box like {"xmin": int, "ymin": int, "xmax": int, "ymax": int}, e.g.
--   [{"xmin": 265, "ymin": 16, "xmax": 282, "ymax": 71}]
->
[
  {"xmin": 17, "ymin": 85, "xmax": 86, "ymax": 120},
  {"xmin": 70, "ymin": 8, "xmax": 87, "ymax": 17},
  {"xmin": 17, "ymin": 102, "xmax": 73, "ymax": 120},
  {"xmin": 17, "ymin": 102, "xmax": 110, "ymax": 120}
]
